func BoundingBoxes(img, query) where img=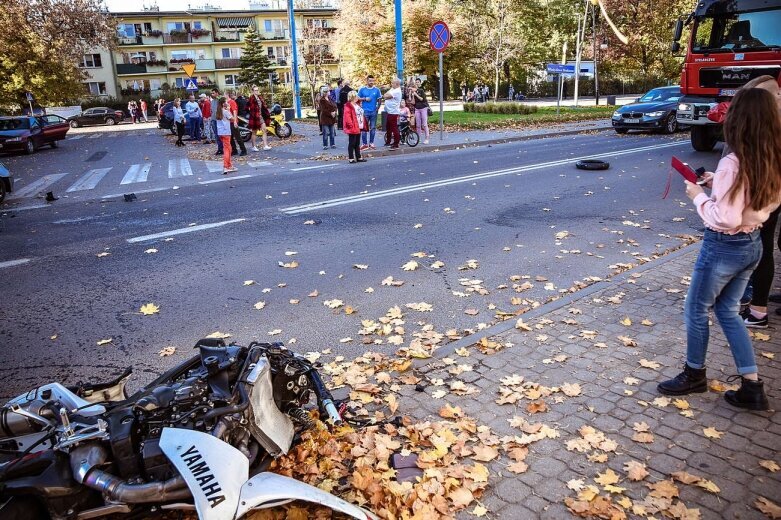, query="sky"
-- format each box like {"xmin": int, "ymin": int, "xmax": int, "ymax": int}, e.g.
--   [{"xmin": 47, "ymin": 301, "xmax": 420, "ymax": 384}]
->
[{"xmin": 103, "ymin": 0, "xmax": 255, "ymax": 12}]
